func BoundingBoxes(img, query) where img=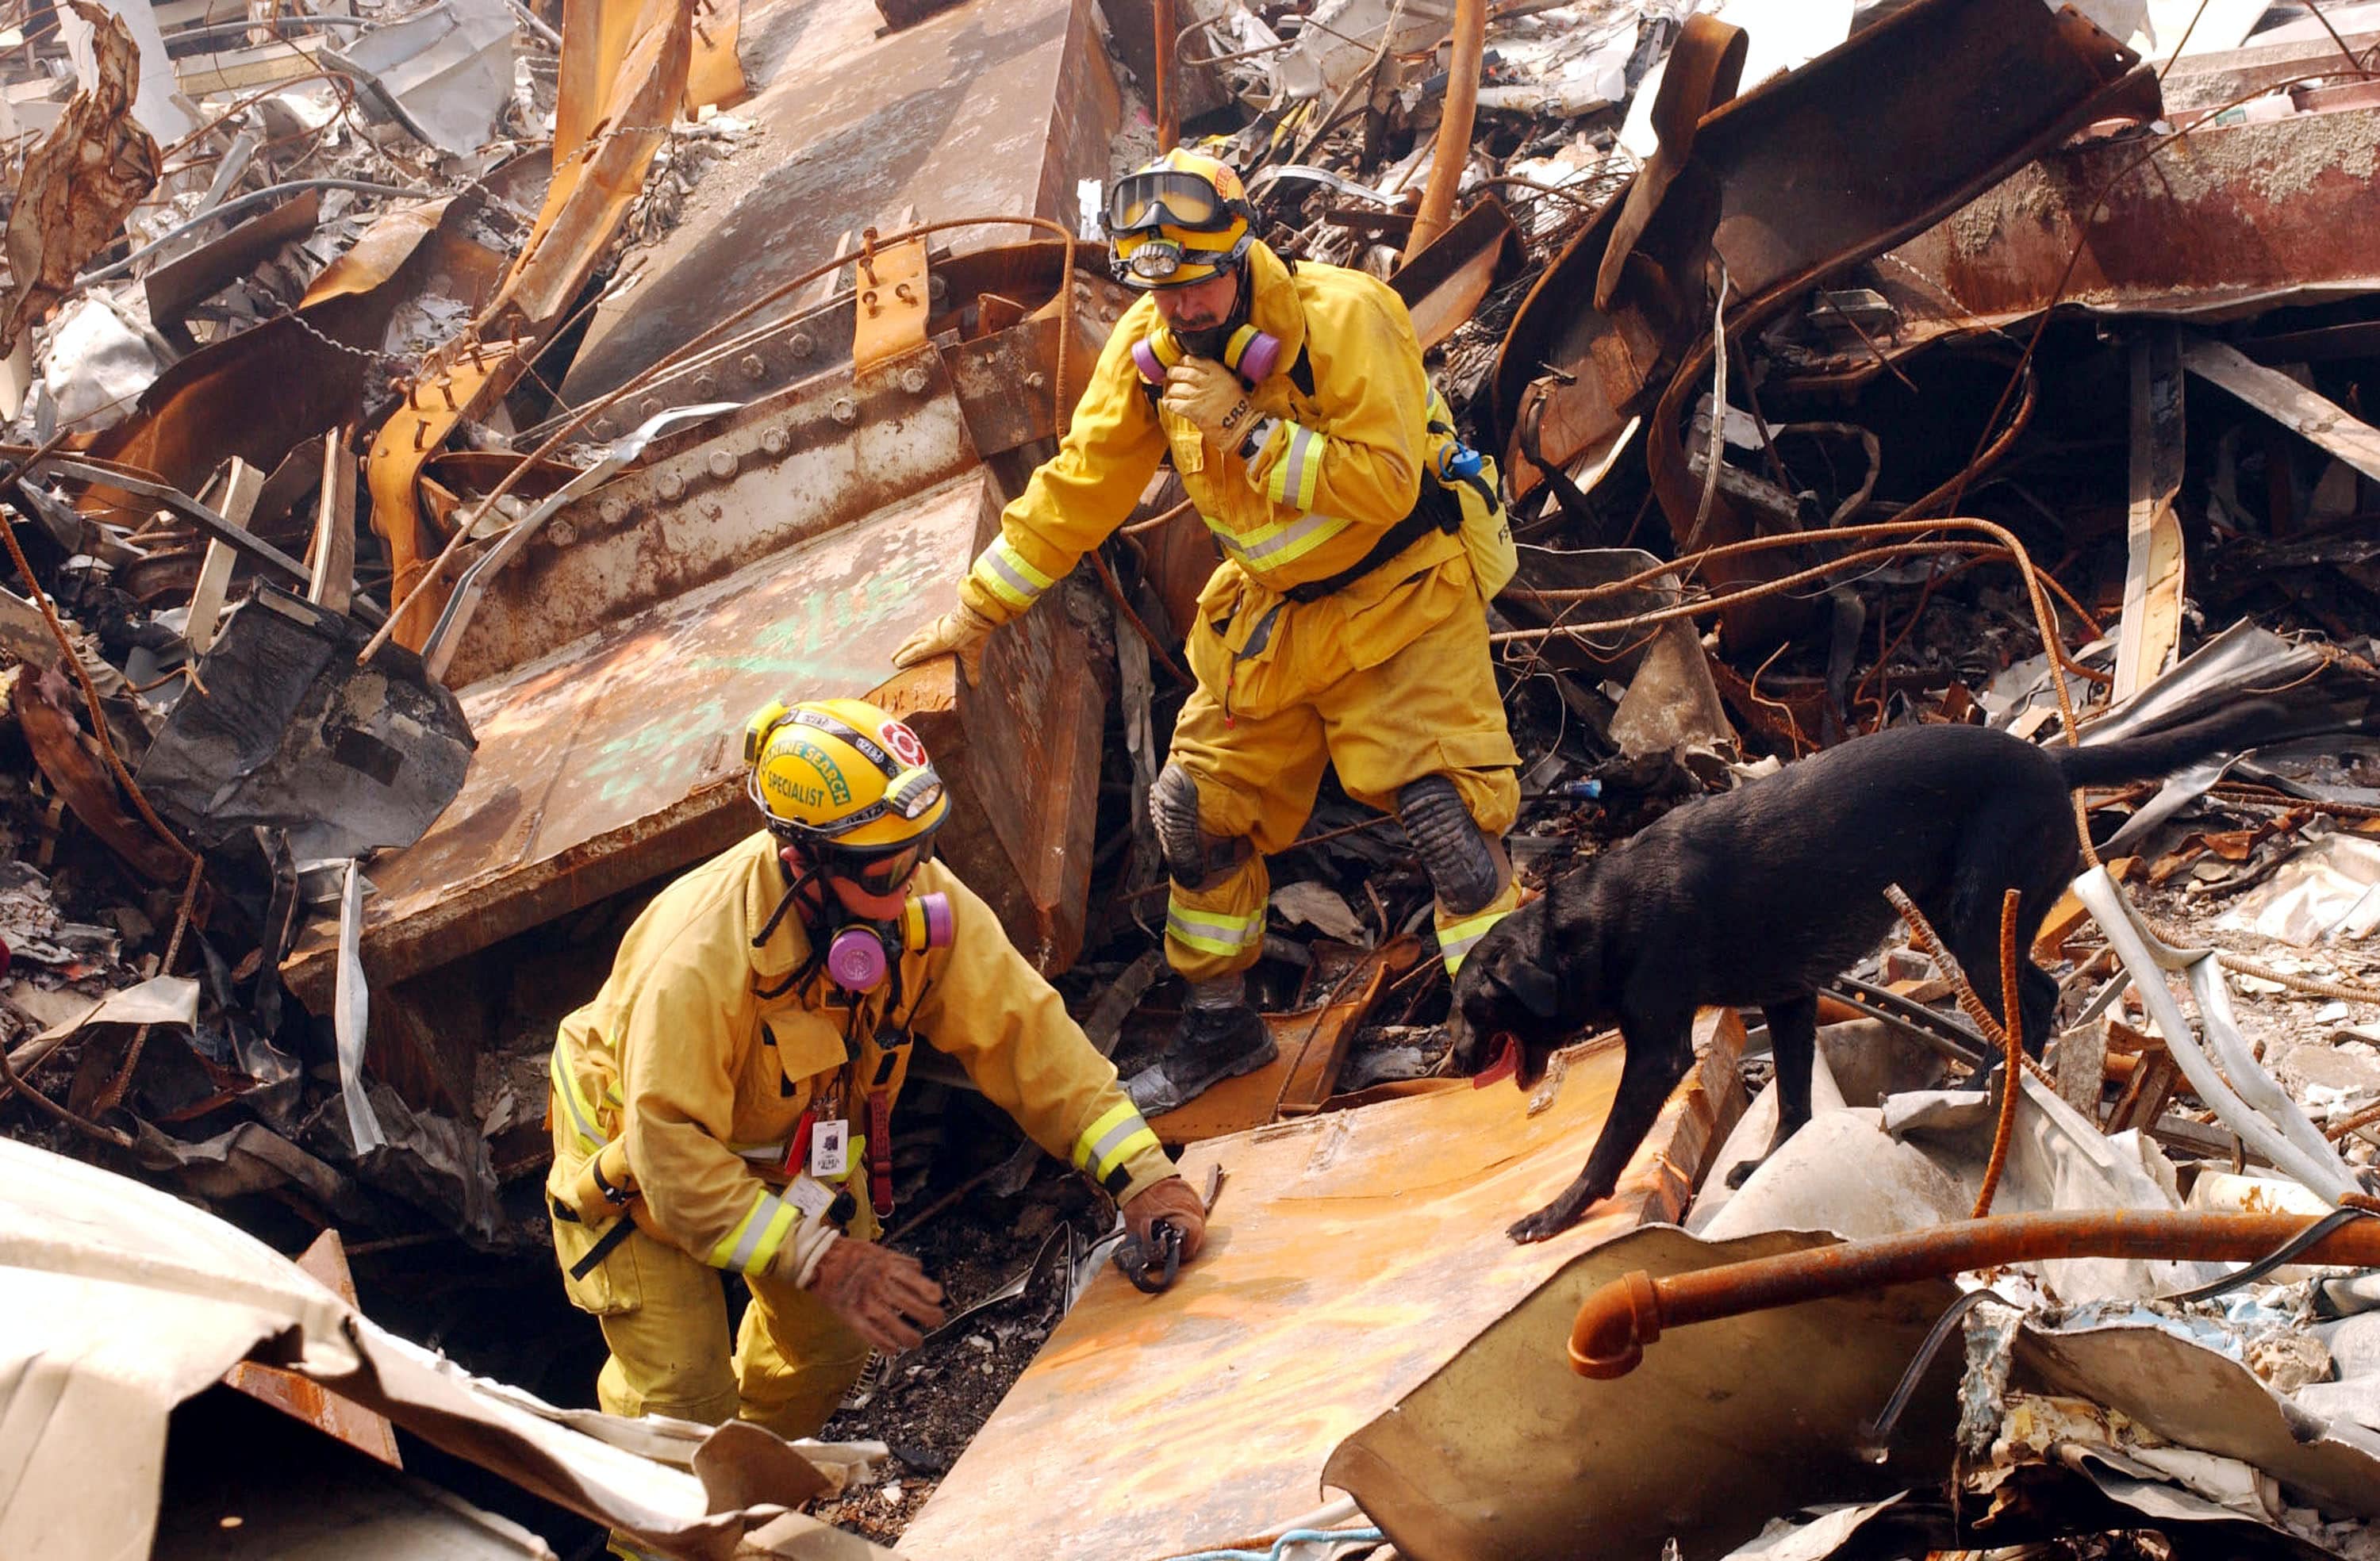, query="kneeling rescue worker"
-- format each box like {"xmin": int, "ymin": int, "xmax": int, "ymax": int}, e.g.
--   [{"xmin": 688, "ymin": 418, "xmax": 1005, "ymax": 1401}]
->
[
  {"xmin": 893, "ymin": 148, "xmax": 1526, "ymax": 1113},
  {"xmin": 547, "ymin": 697, "xmax": 1204, "ymax": 1536}
]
